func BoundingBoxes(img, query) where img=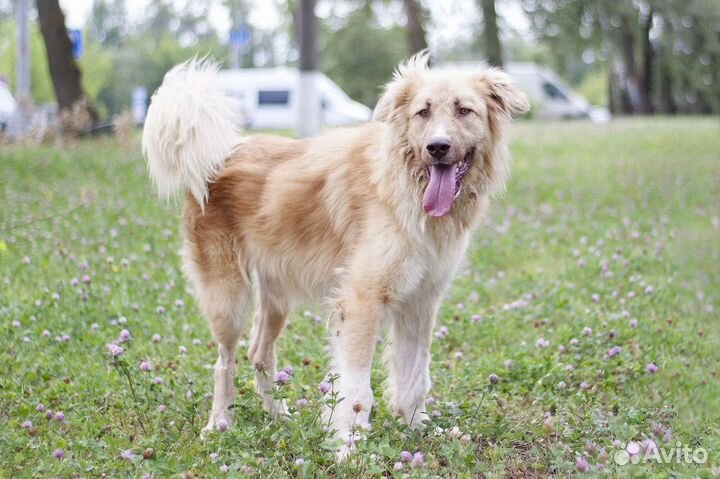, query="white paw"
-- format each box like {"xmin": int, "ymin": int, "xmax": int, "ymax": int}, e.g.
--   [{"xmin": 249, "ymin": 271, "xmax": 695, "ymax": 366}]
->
[
  {"xmin": 200, "ymin": 413, "xmax": 230, "ymax": 441},
  {"xmin": 263, "ymin": 396, "xmax": 290, "ymax": 419}
]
